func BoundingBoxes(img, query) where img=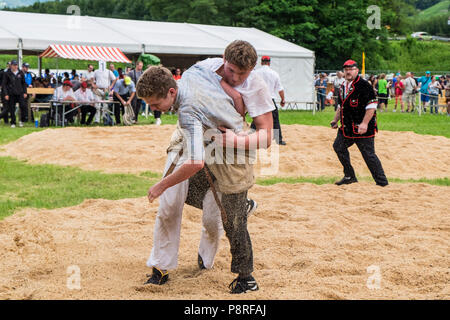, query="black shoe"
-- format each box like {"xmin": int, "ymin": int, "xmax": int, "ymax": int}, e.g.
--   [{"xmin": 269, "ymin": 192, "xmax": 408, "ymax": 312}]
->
[
  {"xmin": 278, "ymin": 141, "xmax": 287, "ymax": 145},
  {"xmin": 145, "ymin": 267, "xmax": 169, "ymax": 285},
  {"xmin": 246, "ymin": 199, "xmax": 258, "ymax": 217},
  {"xmin": 198, "ymin": 253, "xmax": 206, "ymax": 270},
  {"xmin": 376, "ymin": 182, "xmax": 389, "ymax": 187},
  {"xmin": 229, "ymin": 276, "xmax": 259, "ymax": 294},
  {"xmin": 335, "ymin": 176, "xmax": 358, "ymax": 186}
]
